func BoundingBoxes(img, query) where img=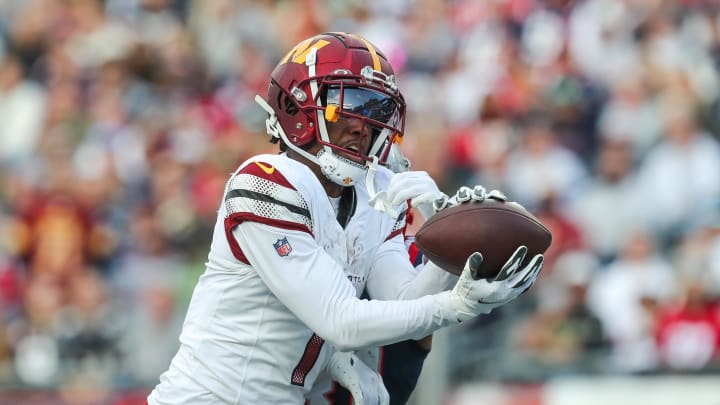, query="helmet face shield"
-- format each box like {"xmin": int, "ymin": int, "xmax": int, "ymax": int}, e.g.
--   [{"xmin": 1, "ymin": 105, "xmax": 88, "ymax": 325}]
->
[
  {"xmin": 325, "ymin": 86, "xmax": 400, "ymax": 127},
  {"xmin": 316, "ymin": 83, "xmax": 405, "ymax": 164}
]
